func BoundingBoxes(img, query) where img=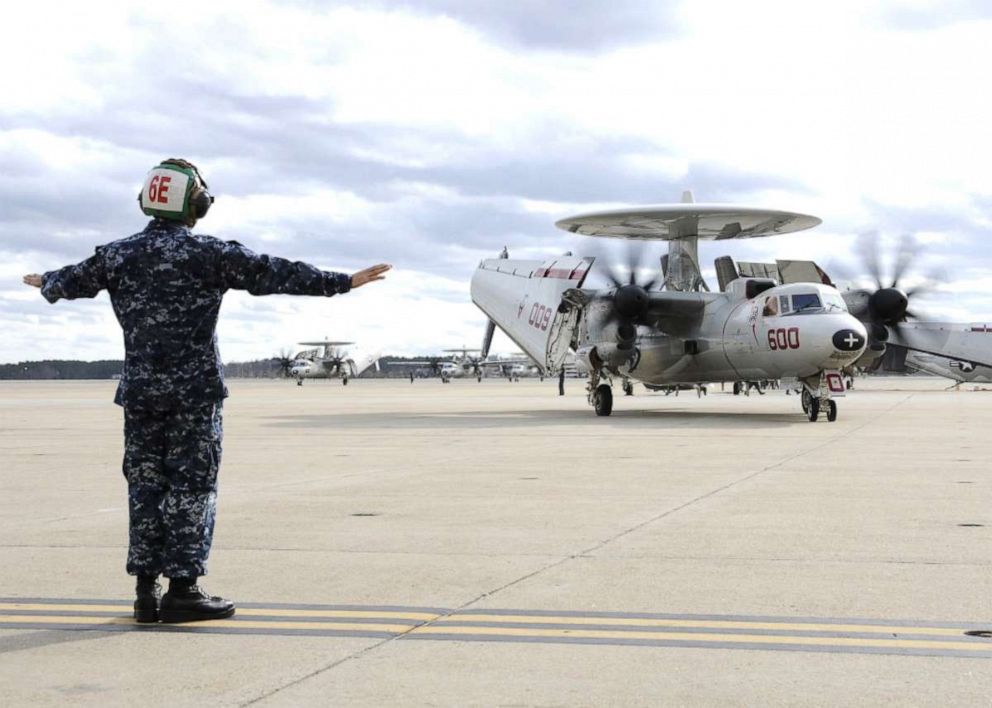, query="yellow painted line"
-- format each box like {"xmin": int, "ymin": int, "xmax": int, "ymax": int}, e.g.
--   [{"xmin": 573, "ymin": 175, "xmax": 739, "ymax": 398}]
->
[
  {"xmin": 410, "ymin": 625, "xmax": 992, "ymax": 652},
  {"xmin": 237, "ymin": 608, "xmax": 438, "ymax": 622},
  {"xmin": 0, "ymin": 603, "xmax": 437, "ymax": 622},
  {"xmin": 436, "ymin": 614, "xmax": 970, "ymax": 638},
  {"xmin": 0, "ymin": 613, "xmax": 988, "ymax": 652},
  {"xmin": 0, "ymin": 615, "xmax": 411, "ymax": 633},
  {"xmin": 0, "ymin": 604, "xmax": 977, "ymax": 639},
  {"xmin": 0, "ymin": 603, "xmax": 131, "ymax": 613},
  {"xmin": 0, "ymin": 615, "xmax": 135, "ymax": 627}
]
